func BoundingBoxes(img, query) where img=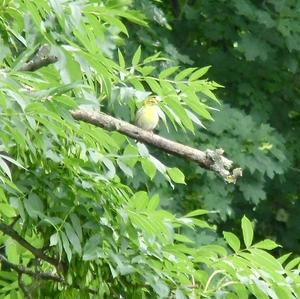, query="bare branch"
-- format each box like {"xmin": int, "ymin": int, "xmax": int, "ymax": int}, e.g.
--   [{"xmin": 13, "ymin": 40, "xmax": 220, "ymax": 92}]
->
[
  {"xmin": 19, "ymin": 45, "xmax": 58, "ymax": 72},
  {"xmin": 0, "ymin": 253, "xmax": 99, "ymax": 295},
  {"xmin": 71, "ymin": 109, "xmax": 242, "ymax": 182},
  {"xmin": 0, "ymin": 254, "xmax": 63, "ymax": 282},
  {"xmin": 0, "ymin": 222, "xmax": 62, "ymax": 269}
]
